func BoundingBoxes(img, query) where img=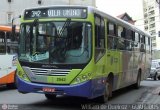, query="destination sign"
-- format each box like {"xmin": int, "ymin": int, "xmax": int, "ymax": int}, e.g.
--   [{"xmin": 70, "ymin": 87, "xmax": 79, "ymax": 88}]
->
[{"xmin": 24, "ymin": 7, "xmax": 87, "ymax": 19}]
